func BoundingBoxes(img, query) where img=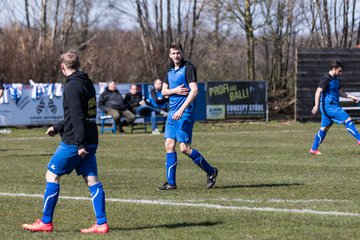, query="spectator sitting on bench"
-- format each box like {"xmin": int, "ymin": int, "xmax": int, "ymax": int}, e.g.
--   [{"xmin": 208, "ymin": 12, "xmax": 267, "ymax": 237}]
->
[
  {"xmin": 124, "ymin": 84, "xmax": 168, "ymax": 134},
  {"xmin": 148, "ymin": 79, "xmax": 169, "ymax": 134},
  {"xmin": 98, "ymin": 80, "xmax": 135, "ymax": 133}
]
